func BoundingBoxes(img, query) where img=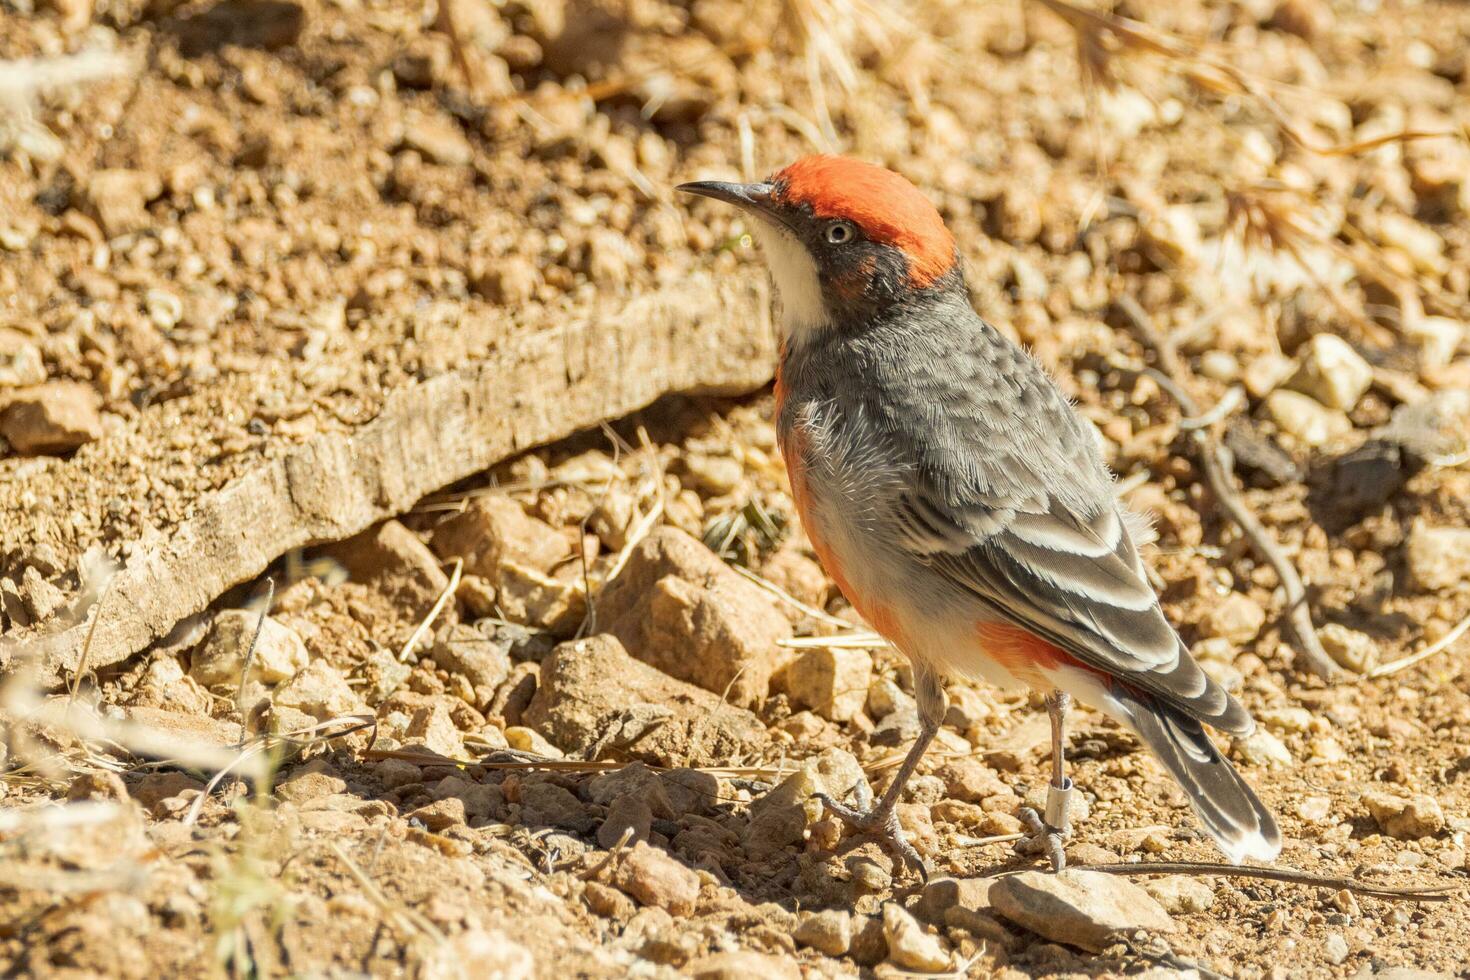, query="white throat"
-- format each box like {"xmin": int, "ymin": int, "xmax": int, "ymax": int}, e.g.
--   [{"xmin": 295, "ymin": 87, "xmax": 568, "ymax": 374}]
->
[{"xmin": 749, "ymin": 218, "xmax": 827, "ymax": 341}]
